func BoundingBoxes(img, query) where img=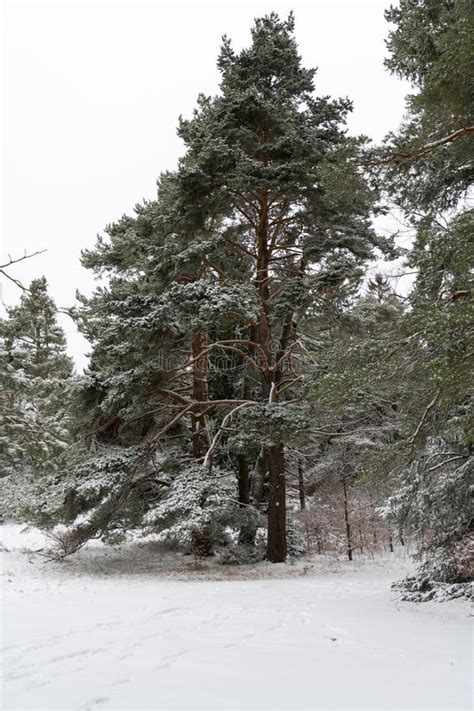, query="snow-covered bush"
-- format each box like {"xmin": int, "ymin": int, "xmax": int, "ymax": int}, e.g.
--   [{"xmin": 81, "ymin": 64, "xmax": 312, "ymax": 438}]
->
[
  {"xmin": 218, "ymin": 544, "xmax": 266, "ymax": 565},
  {"xmin": 144, "ymin": 464, "xmax": 236, "ymax": 555},
  {"xmin": 380, "ymin": 431, "xmax": 473, "ymax": 591}
]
